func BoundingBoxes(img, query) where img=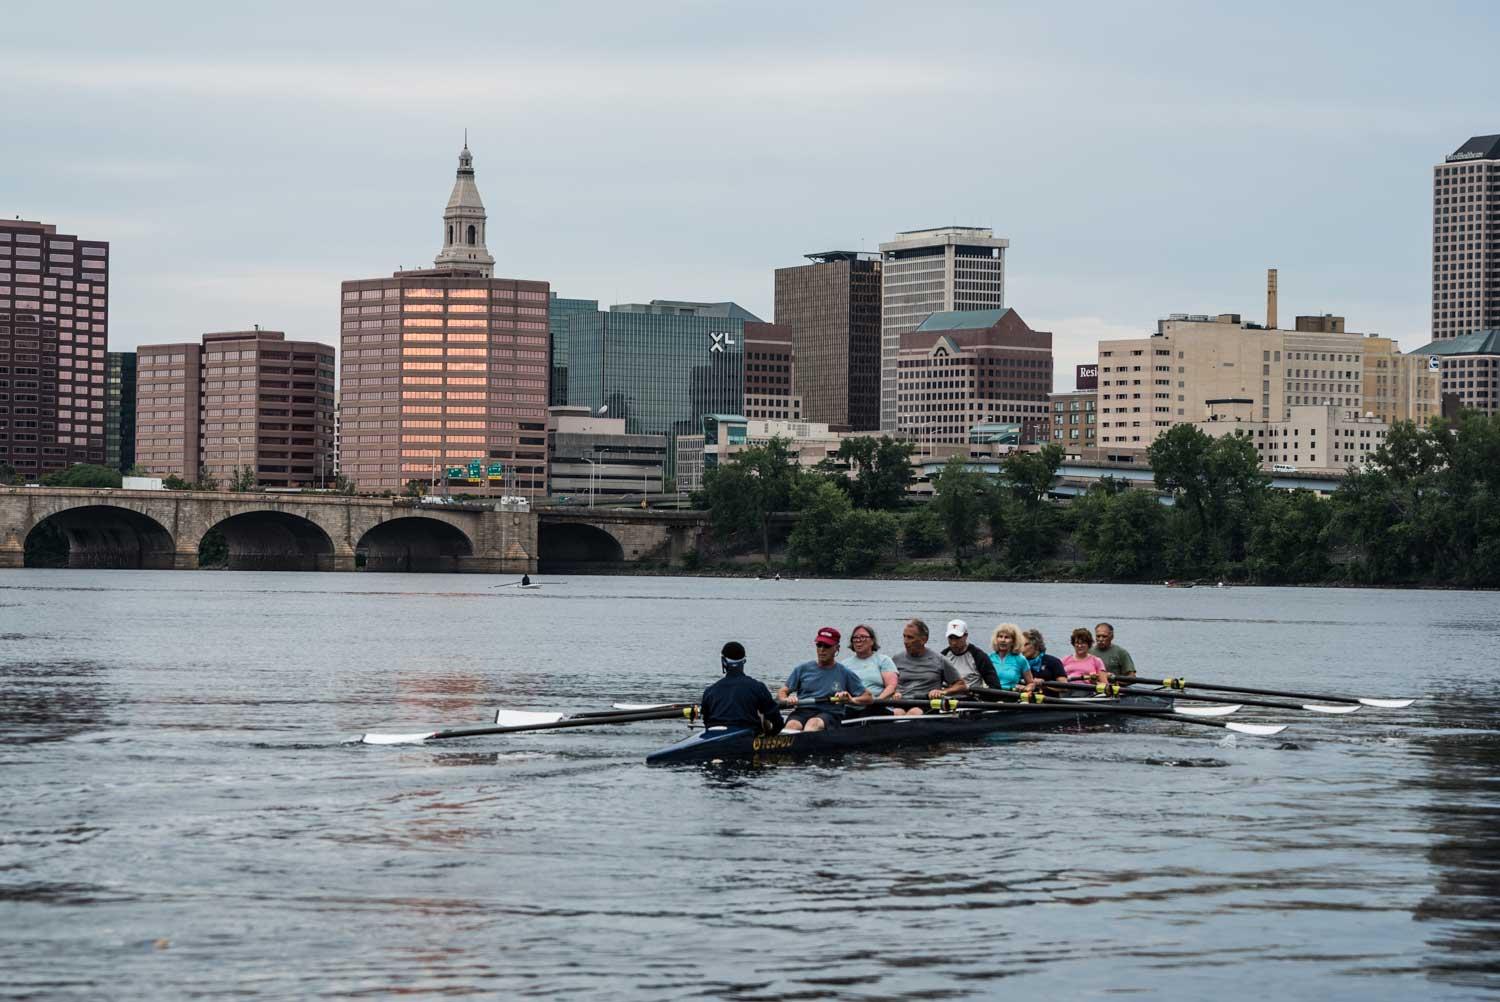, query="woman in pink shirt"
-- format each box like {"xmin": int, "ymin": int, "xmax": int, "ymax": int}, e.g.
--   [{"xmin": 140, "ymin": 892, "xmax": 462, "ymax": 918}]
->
[{"xmin": 1060, "ymin": 627, "xmax": 1109, "ymax": 685}]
